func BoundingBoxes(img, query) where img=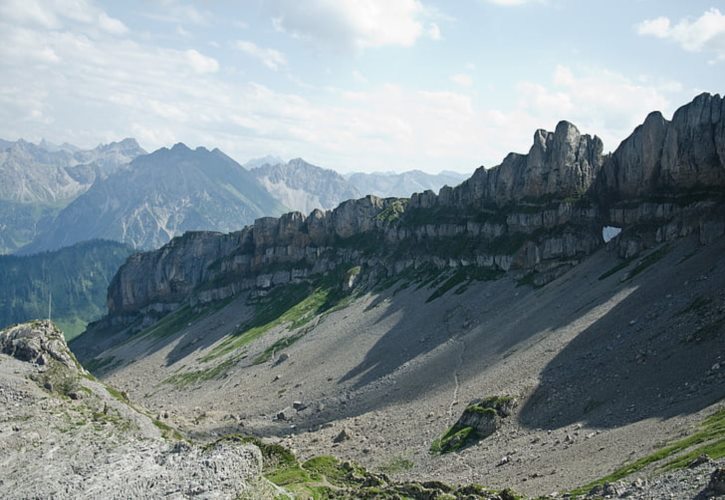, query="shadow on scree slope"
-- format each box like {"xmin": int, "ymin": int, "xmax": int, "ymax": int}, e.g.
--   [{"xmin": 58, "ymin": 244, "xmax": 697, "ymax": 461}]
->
[
  {"xmin": 334, "ymin": 243, "xmax": 629, "ymax": 393},
  {"xmin": 518, "ymin": 236, "xmax": 725, "ymax": 431},
  {"xmin": 226, "ymin": 246, "xmax": 628, "ymax": 438}
]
